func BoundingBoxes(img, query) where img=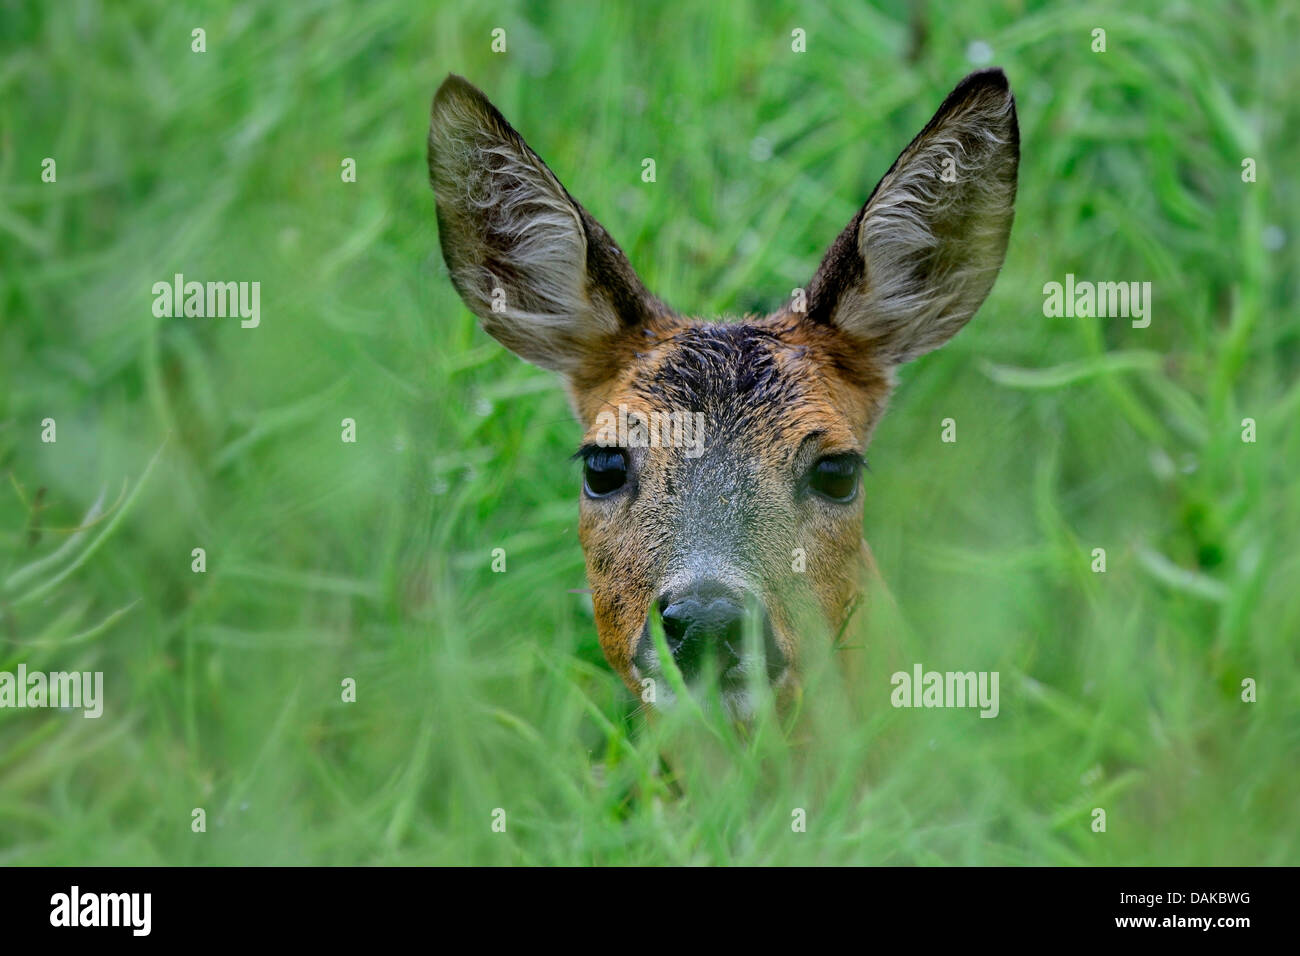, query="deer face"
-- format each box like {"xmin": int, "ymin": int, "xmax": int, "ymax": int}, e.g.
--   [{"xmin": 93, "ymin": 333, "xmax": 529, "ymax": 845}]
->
[
  {"xmin": 429, "ymin": 70, "xmax": 1018, "ymax": 718},
  {"xmin": 566, "ymin": 317, "xmax": 888, "ymax": 719}
]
